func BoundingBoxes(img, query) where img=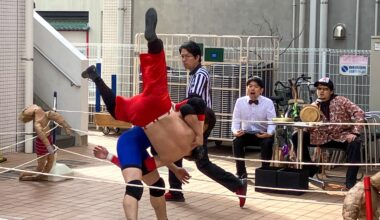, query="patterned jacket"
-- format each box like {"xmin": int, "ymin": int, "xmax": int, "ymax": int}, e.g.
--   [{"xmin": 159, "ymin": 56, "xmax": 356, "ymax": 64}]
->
[{"xmin": 309, "ymin": 96, "xmax": 365, "ymax": 145}]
